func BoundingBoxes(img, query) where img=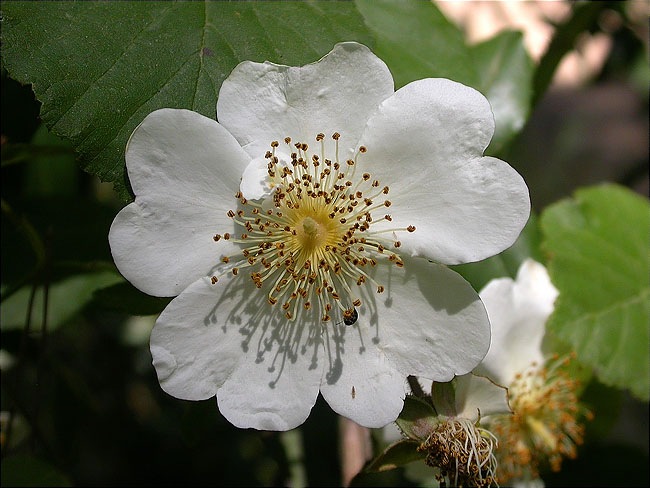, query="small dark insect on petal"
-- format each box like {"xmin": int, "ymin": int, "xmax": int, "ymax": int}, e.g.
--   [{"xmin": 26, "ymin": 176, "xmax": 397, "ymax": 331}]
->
[{"xmin": 343, "ymin": 307, "xmax": 358, "ymax": 326}]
